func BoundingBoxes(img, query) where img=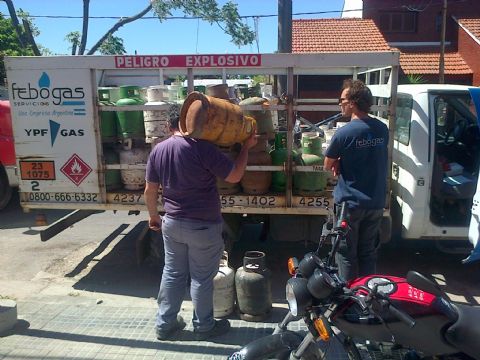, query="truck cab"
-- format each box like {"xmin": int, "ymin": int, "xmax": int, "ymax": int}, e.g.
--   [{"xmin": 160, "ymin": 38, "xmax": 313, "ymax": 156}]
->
[
  {"xmin": 0, "ymin": 88, "xmax": 17, "ymax": 210},
  {"xmin": 392, "ymin": 84, "xmax": 480, "ymax": 242}
]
